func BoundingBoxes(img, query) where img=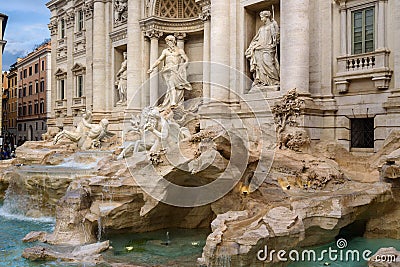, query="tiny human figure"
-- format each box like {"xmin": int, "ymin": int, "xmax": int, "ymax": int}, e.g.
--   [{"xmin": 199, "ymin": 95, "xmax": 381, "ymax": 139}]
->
[{"xmin": 148, "ymin": 35, "xmax": 192, "ymax": 110}]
